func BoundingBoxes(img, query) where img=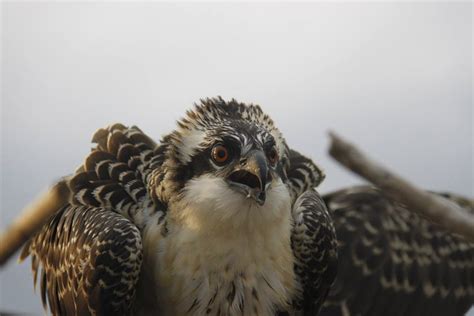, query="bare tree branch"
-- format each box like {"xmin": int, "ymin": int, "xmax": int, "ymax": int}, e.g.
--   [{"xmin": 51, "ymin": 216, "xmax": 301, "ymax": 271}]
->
[
  {"xmin": 0, "ymin": 180, "xmax": 69, "ymax": 266},
  {"xmin": 328, "ymin": 131, "xmax": 474, "ymax": 242}
]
